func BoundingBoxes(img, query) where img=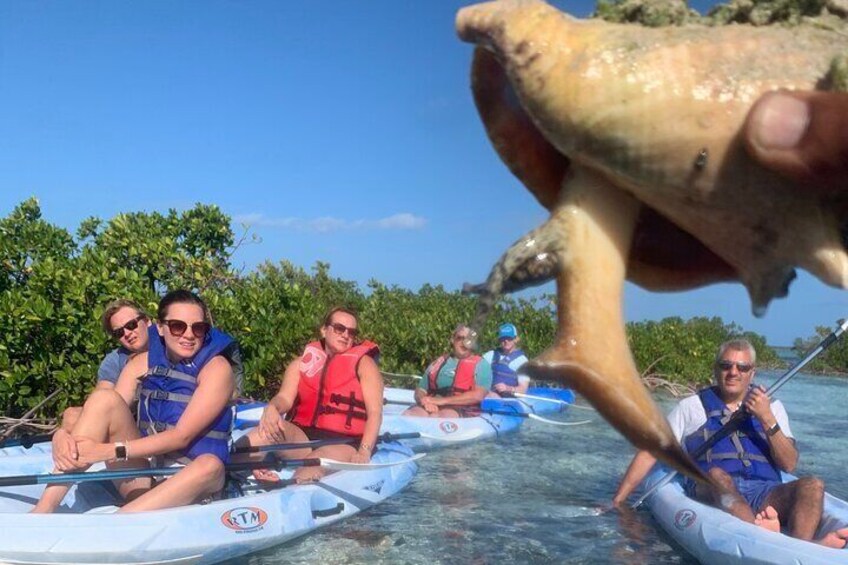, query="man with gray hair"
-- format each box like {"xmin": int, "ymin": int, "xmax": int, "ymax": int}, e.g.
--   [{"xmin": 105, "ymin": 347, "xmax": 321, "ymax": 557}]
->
[
  {"xmin": 405, "ymin": 324, "xmax": 493, "ymax": 418},
  {"xmin": 613, "ymin": 339, "xmax": 847, "ymax": 548}
]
